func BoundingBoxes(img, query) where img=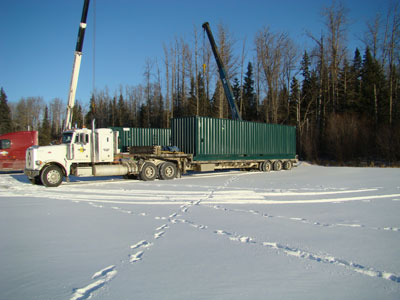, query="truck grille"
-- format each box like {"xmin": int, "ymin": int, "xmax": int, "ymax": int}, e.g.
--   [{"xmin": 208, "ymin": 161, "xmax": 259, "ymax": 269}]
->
[{"xmin": 26, "ymin": 147, "xmax": 36, "ymax": 169}]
